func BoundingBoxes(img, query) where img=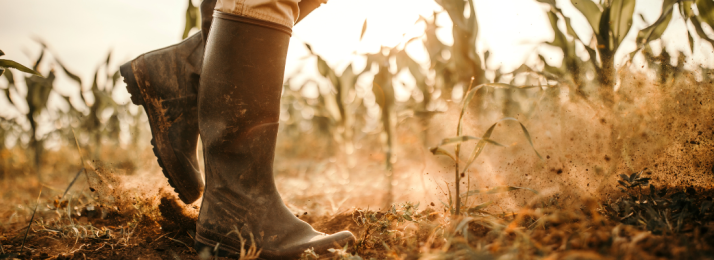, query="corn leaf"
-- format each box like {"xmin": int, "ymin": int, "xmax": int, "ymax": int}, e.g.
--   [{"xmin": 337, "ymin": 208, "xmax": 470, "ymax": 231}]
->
[
  {"xmin": 461, "ymin": 122, "xmax": 497, "ymax": 172},
  {"xmin": 546, "ymin": 11, "xmax": 569, "ymax": 50},
  {"xmin": 436, "ymin": 135, "xmax": 504, "ymax": 148},
  {"xmin": 0, "ymin": 49, "xmax": 4, "ymax": 56},
  {"xmin": 518, "ymin": 120, "xmax": 543, "ymax": 160},
  {"xmin": 0, "ymin": 59, "xmax": 42, "ymax": 77},
  {"xmin": 691, "ymin": 16, "xmax": 714, "ymax": 46},
  {"xmin": 183, "ymin": 0, "xmax": 200, "ymax": 39},
  {"xmin": 609, "ymin": 0, "xmax": 636, "ymax": 47},
  {"xmin": 571, "ymin": 0, "xmax": 602, "ymax": 35},
  {"xmin": 536, "ymin": 0, "xmax": 556, "ymax": 5},
  {"xmin": 54, "ymin": 57, "xmax": 83, "ymax": 87},
  {"xmin": 460, "ymin": 117, "xmax": 542, "ymax": 173},
  {"xmin": 635, "ymin": 1, "xmax": 674, "ymax": 48},
  {"xmin": 360, "ymin": 19, "xmax": 368, "ymax": 41},
  {"xmin": 430, "ymin": 147, "xmax": 456, "ymax": 162},
  {"xmin": 697, "ymin": 0, "xmax": 714, "ymax": 29},
  {"xmin": 304, "ymin": 43, "xmax": 314, "ymax": 54},
  {"xmin": 564, "ymin": 17, "xmax": 581, "ymax": 41}
]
